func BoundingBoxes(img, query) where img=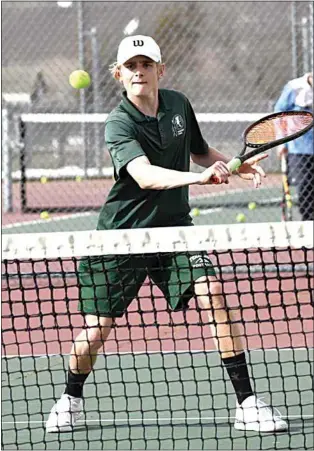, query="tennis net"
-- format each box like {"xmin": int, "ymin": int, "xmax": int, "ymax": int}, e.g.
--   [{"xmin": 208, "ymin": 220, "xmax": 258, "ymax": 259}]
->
[{"xmin": 2, "ymin": 221, "xmax": 314, "ymax": 450}]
